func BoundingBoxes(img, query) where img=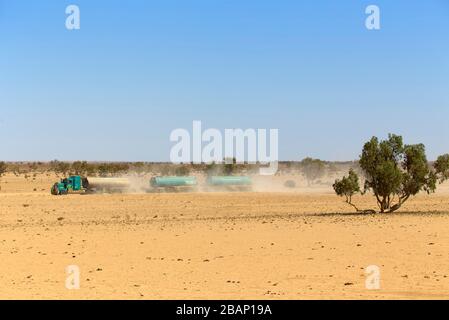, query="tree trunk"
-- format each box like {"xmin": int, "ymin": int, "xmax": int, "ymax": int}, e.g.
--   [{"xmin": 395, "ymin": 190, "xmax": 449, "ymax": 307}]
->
[{"xmin": 387, "ymin": 194, "xmax": 410, "ymax": 213}]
